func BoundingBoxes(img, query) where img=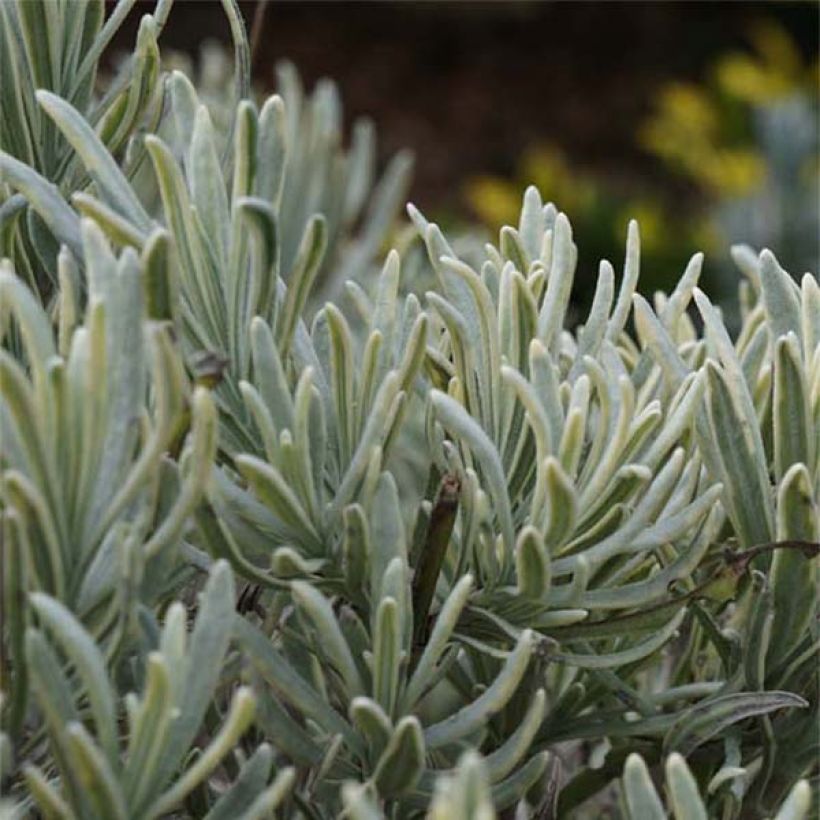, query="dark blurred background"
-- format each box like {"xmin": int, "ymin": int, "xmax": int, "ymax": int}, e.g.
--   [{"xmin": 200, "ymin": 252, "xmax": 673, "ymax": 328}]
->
[{"xmin": 111, "ymin": 1, "xmax": 819, "ymax": 300}]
